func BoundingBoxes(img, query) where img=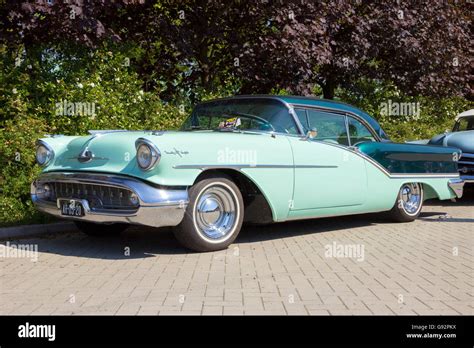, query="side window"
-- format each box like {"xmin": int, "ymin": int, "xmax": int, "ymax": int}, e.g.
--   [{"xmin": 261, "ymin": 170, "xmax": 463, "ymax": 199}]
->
[
  {"xmin": 306, "ymin": 109, "xmax": 349, "ymax": 146},
  {"xmin": 347, "ymin": 117, "xmax": 376, "ymax": 145}
]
